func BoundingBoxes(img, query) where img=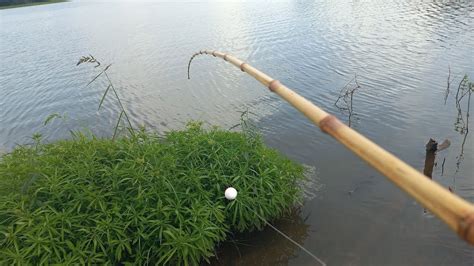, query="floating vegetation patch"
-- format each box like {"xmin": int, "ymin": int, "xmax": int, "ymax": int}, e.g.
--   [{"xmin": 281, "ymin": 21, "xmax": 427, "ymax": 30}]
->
[{"xmin": 0, "ymin": 122, "xmax": 305, "ymax": 264}]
